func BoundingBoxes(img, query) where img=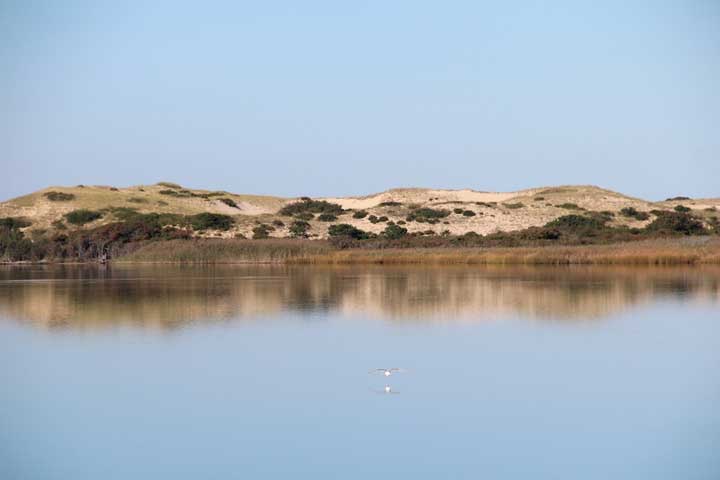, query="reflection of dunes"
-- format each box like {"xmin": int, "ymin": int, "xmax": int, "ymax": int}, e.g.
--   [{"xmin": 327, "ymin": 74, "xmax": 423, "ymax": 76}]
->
[{"xmin": 0, "ymin": 265, "xmax": 719, "ymax": 330}]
